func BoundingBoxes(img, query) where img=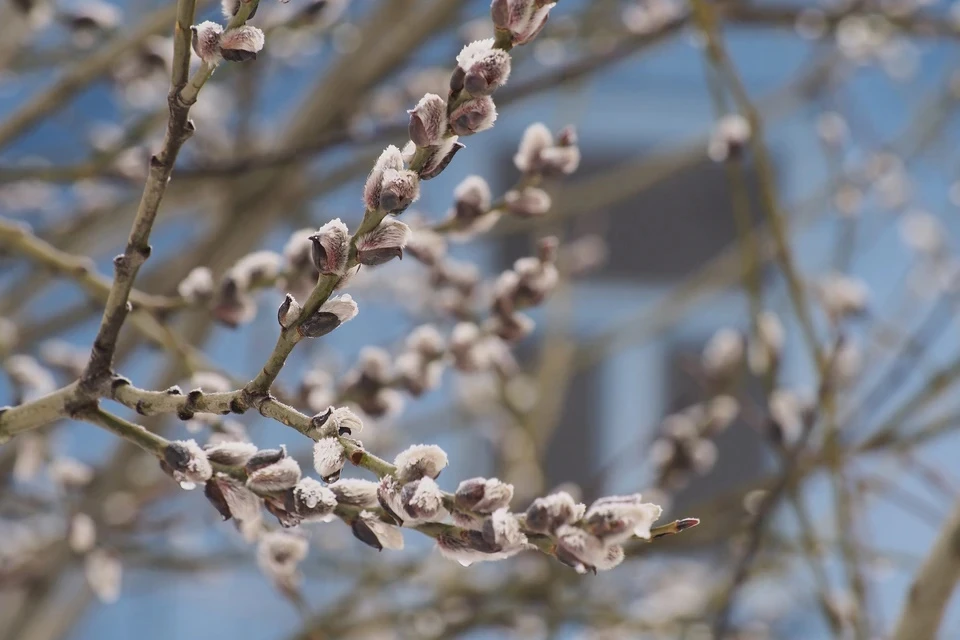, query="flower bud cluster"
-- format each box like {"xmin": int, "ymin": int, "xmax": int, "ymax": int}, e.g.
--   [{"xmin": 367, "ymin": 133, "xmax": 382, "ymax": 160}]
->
[
  {"xmin": 192, "ymin": 22, "xmax": 265, "ymax": 64},
  {"xmin": 487, "ymin": 237, "xmax": 559, "ymax": 342}
]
